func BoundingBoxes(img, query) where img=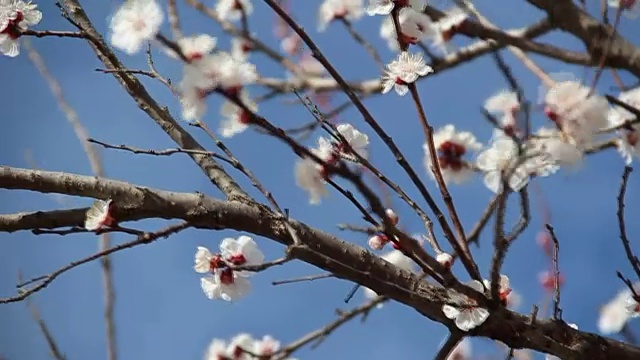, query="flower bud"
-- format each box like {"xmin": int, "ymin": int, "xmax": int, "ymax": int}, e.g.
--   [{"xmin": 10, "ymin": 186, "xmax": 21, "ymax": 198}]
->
[
  {"xmin": 436, "ymin": 253, "xmax": 454, "ymax": 269},
  {"xmin": 385, "ymin": 208, "xmax": 399, "ymax": 226},
  {"xmin": 368, "ymin": 235, "xmax": 388, "ymax": 250}
]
